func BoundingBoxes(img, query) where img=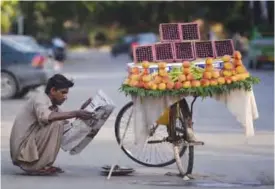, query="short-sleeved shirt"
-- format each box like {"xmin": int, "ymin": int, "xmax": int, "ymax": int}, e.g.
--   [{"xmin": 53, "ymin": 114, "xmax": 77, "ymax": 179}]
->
[{"xmin": 10, "ymin": 92, "xmax": 54, "ymax": 161}]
